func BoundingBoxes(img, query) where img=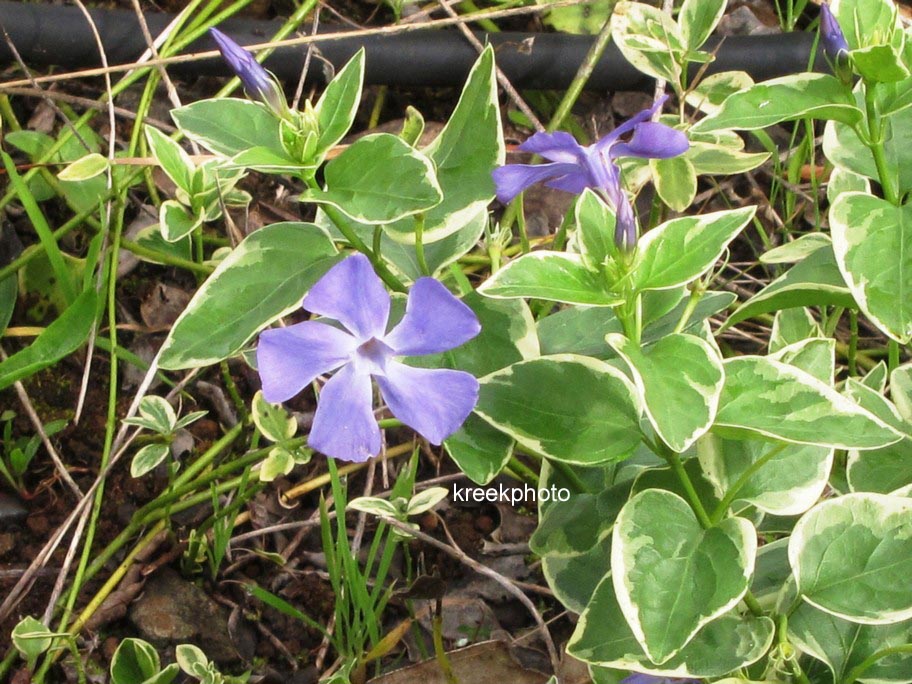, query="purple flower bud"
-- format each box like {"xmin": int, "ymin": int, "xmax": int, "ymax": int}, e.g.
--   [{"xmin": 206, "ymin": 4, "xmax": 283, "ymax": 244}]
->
[
  {"xmin": 209, "ymin": 28, "xmax": 288, "ymax": 115},
  {"xmin": 819, "ymin": 4, "xmax": 852, "ymax": 83}
]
